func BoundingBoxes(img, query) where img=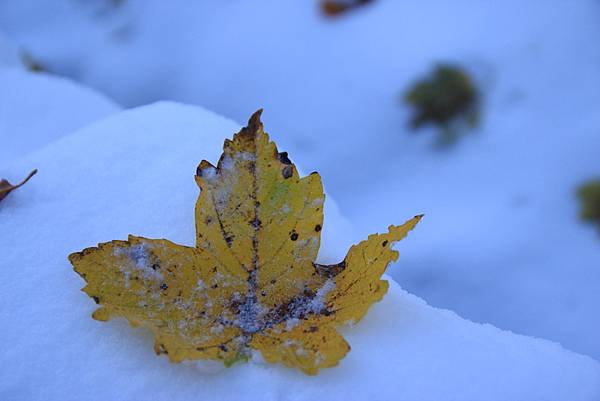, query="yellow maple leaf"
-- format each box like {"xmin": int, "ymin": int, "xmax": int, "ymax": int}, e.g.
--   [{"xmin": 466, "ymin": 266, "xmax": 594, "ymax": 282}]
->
[{"xmin": 69, "ymin": 110, "xmax": 421, "ymax": 375}]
